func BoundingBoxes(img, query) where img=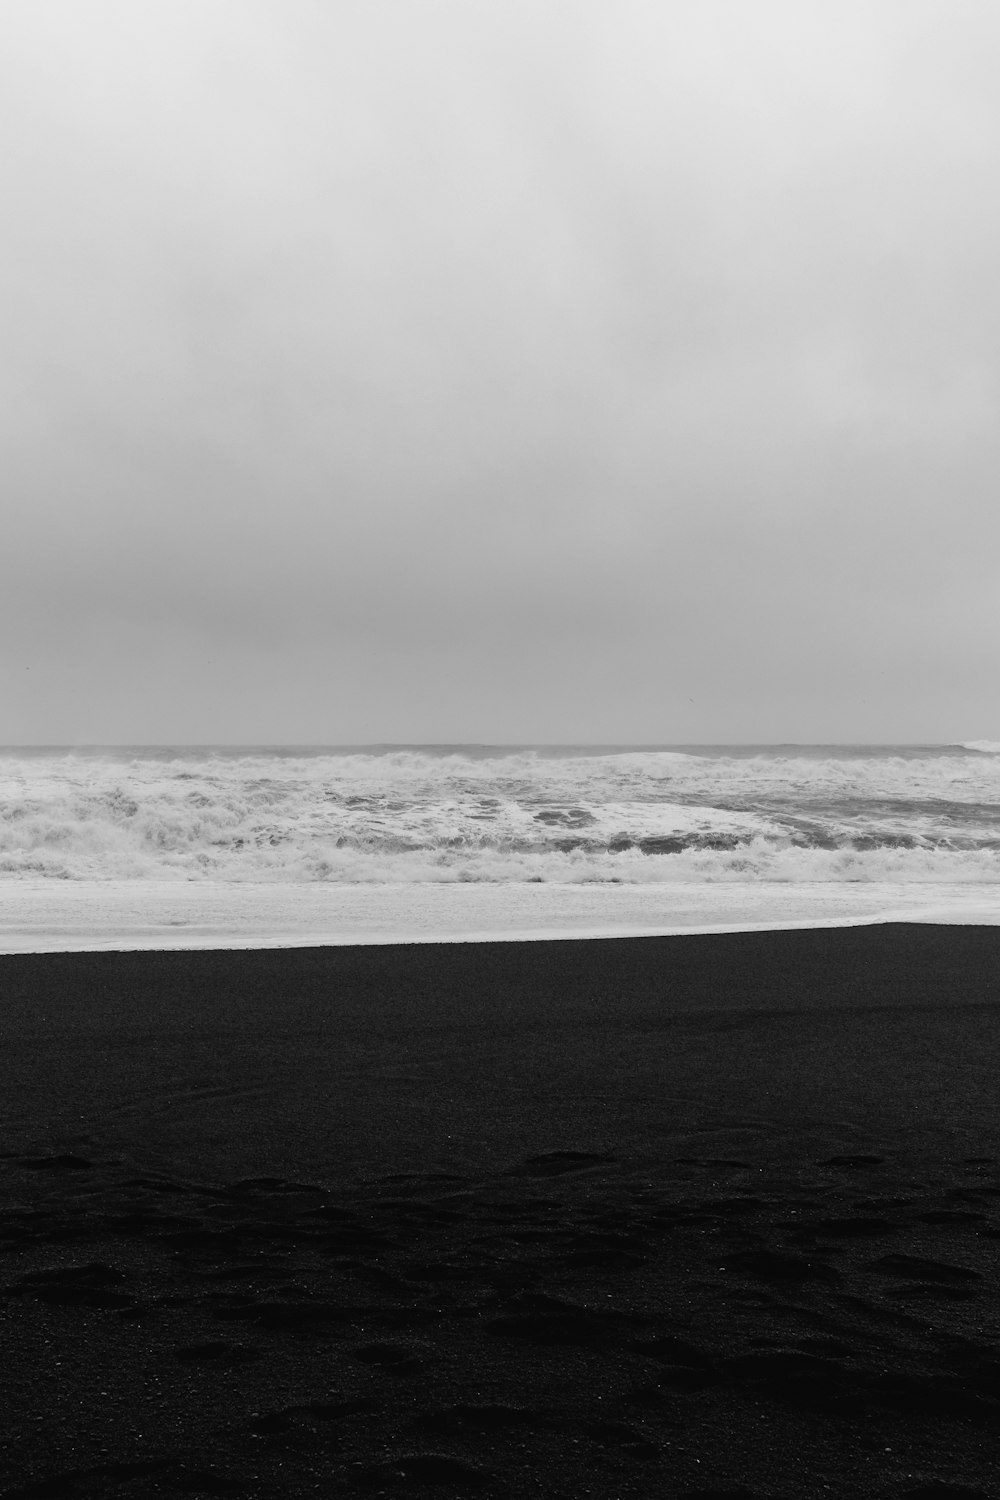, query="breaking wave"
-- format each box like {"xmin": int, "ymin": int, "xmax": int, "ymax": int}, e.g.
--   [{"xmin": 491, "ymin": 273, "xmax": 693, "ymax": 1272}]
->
[{"xmin": 1, "ymin": 746, "xmax": 998, "ymax": 885}]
